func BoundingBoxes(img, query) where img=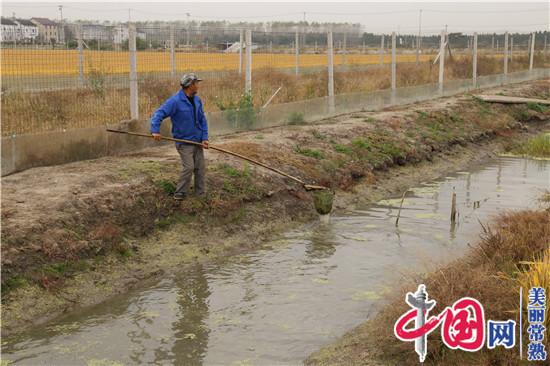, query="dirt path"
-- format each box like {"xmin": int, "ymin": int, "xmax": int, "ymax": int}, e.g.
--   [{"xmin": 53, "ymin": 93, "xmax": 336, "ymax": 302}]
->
[{"xmin": 2, "ymin": 79, "xmax": 549, "ymax": 336}]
